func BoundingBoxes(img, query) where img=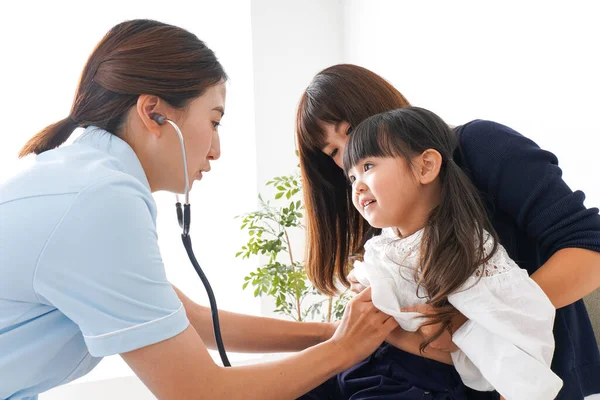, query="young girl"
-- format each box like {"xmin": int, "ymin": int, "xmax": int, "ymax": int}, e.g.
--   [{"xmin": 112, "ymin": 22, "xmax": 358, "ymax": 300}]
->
[{"xmin": 344, "ymin": 107, "xmax": 563, "ymax": 400}]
